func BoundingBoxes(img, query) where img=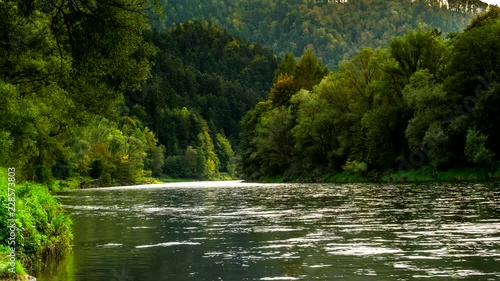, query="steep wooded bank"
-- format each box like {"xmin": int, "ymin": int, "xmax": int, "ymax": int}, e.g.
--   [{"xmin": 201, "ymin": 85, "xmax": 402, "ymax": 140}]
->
[
  {"xmin": 1, "ymin": 0, "xmax": 157, "ymax": 277},
  {"xmin": 155, "ymin": 0, "xmax": 489, "ymax": 68},
  {"xmin": 0, "ymin": 0, "xmax": 163, "ymax": 186},
  {"xmin": 240, "ymin": 7, "xmax": 500, "ymax": 181}
]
